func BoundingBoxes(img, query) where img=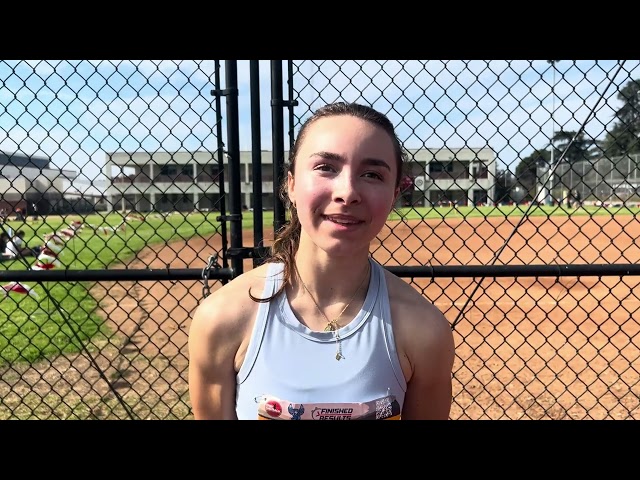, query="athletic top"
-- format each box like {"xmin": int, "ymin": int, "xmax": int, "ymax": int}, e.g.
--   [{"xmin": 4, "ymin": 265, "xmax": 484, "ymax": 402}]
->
[{"xmin": 235, "ymin": 258, "xmax": 407, "ymax": 420}]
